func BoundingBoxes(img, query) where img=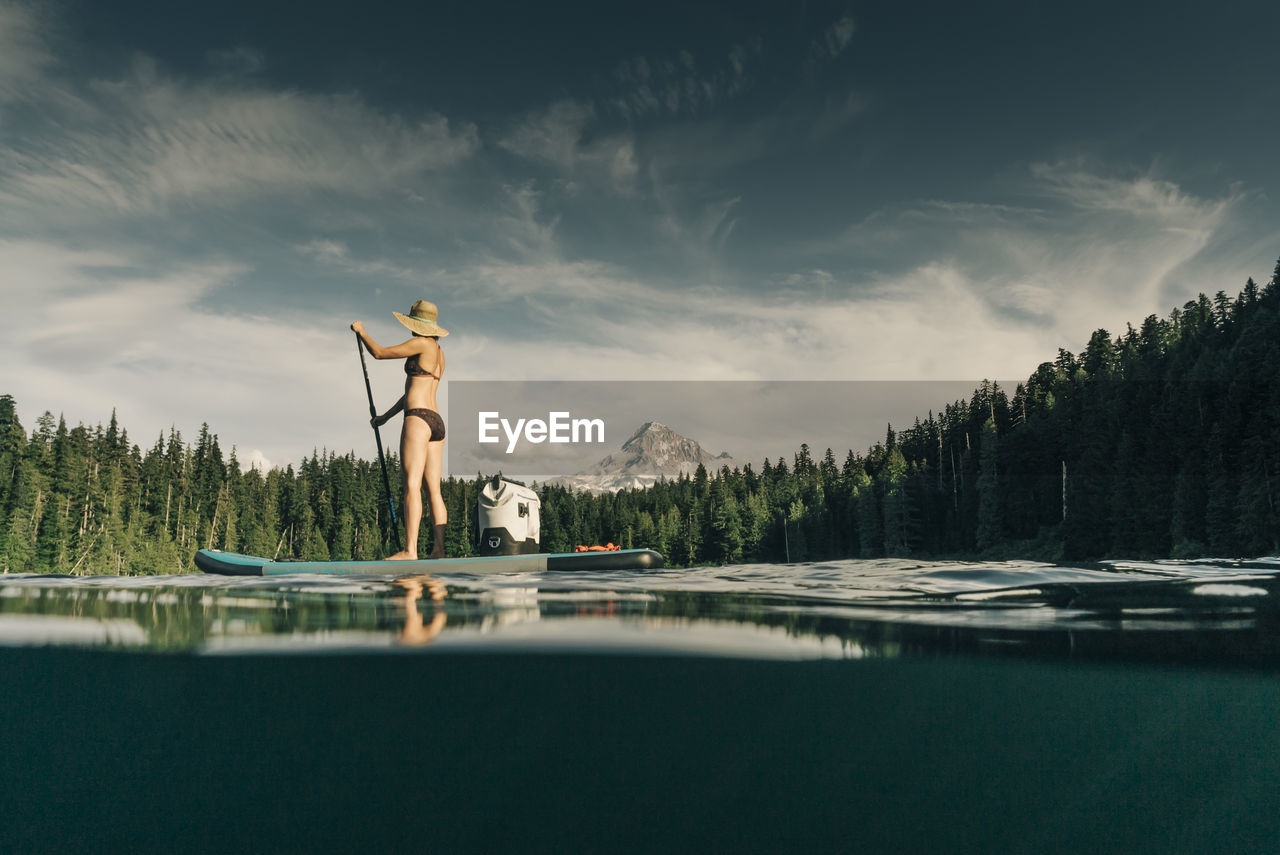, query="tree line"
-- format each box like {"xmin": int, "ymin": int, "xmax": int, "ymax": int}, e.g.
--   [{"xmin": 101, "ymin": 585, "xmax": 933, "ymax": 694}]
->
[{"xmin": 3, "ymin": 260, "xmax": 1278, "ymax": 574}]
